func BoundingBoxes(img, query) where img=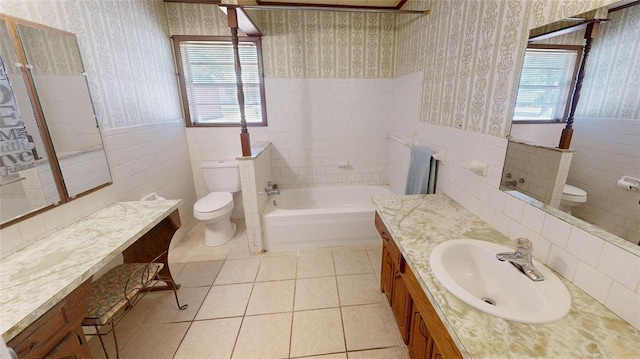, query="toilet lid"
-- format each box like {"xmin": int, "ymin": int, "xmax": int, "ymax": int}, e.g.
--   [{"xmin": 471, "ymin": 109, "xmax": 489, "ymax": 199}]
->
[
  {"xmin": 563, "ymin": 184, "xmax": 587, "ymax": 197},
  {"xmin": 194, "ymin": 192, "xmax": 233, "ymax": 213}
]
